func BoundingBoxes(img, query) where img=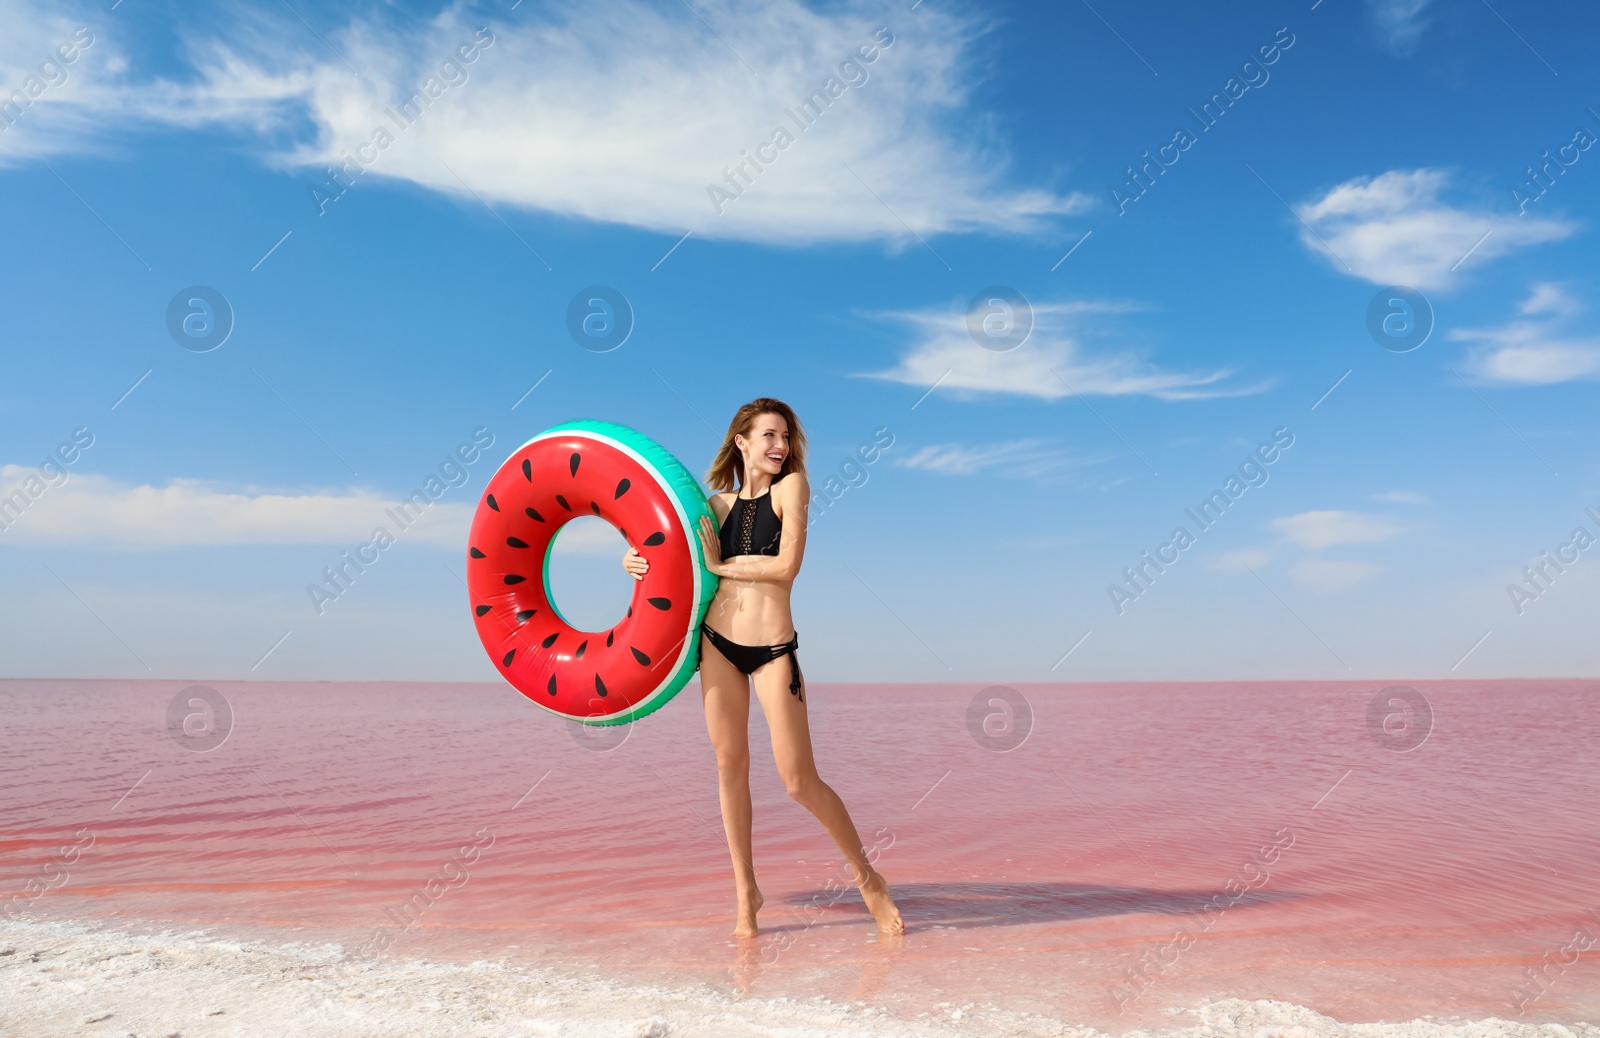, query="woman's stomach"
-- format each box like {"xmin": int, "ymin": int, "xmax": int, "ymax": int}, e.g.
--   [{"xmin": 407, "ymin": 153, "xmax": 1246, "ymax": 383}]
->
[{"xmin": 704, "ymin": 569, "xmax": 794, "ymax": 643}]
